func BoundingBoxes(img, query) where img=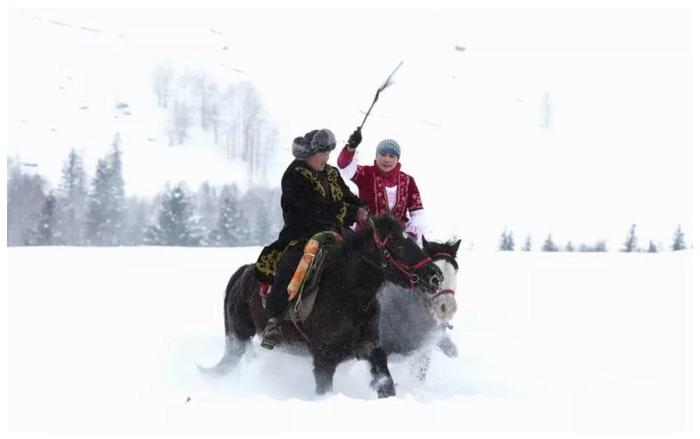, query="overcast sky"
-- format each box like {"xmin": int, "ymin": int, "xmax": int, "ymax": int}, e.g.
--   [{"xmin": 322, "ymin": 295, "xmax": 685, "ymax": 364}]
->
[{"xmin": 5, "ymin": 3, "xmax": 695, "ymax": 249}]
